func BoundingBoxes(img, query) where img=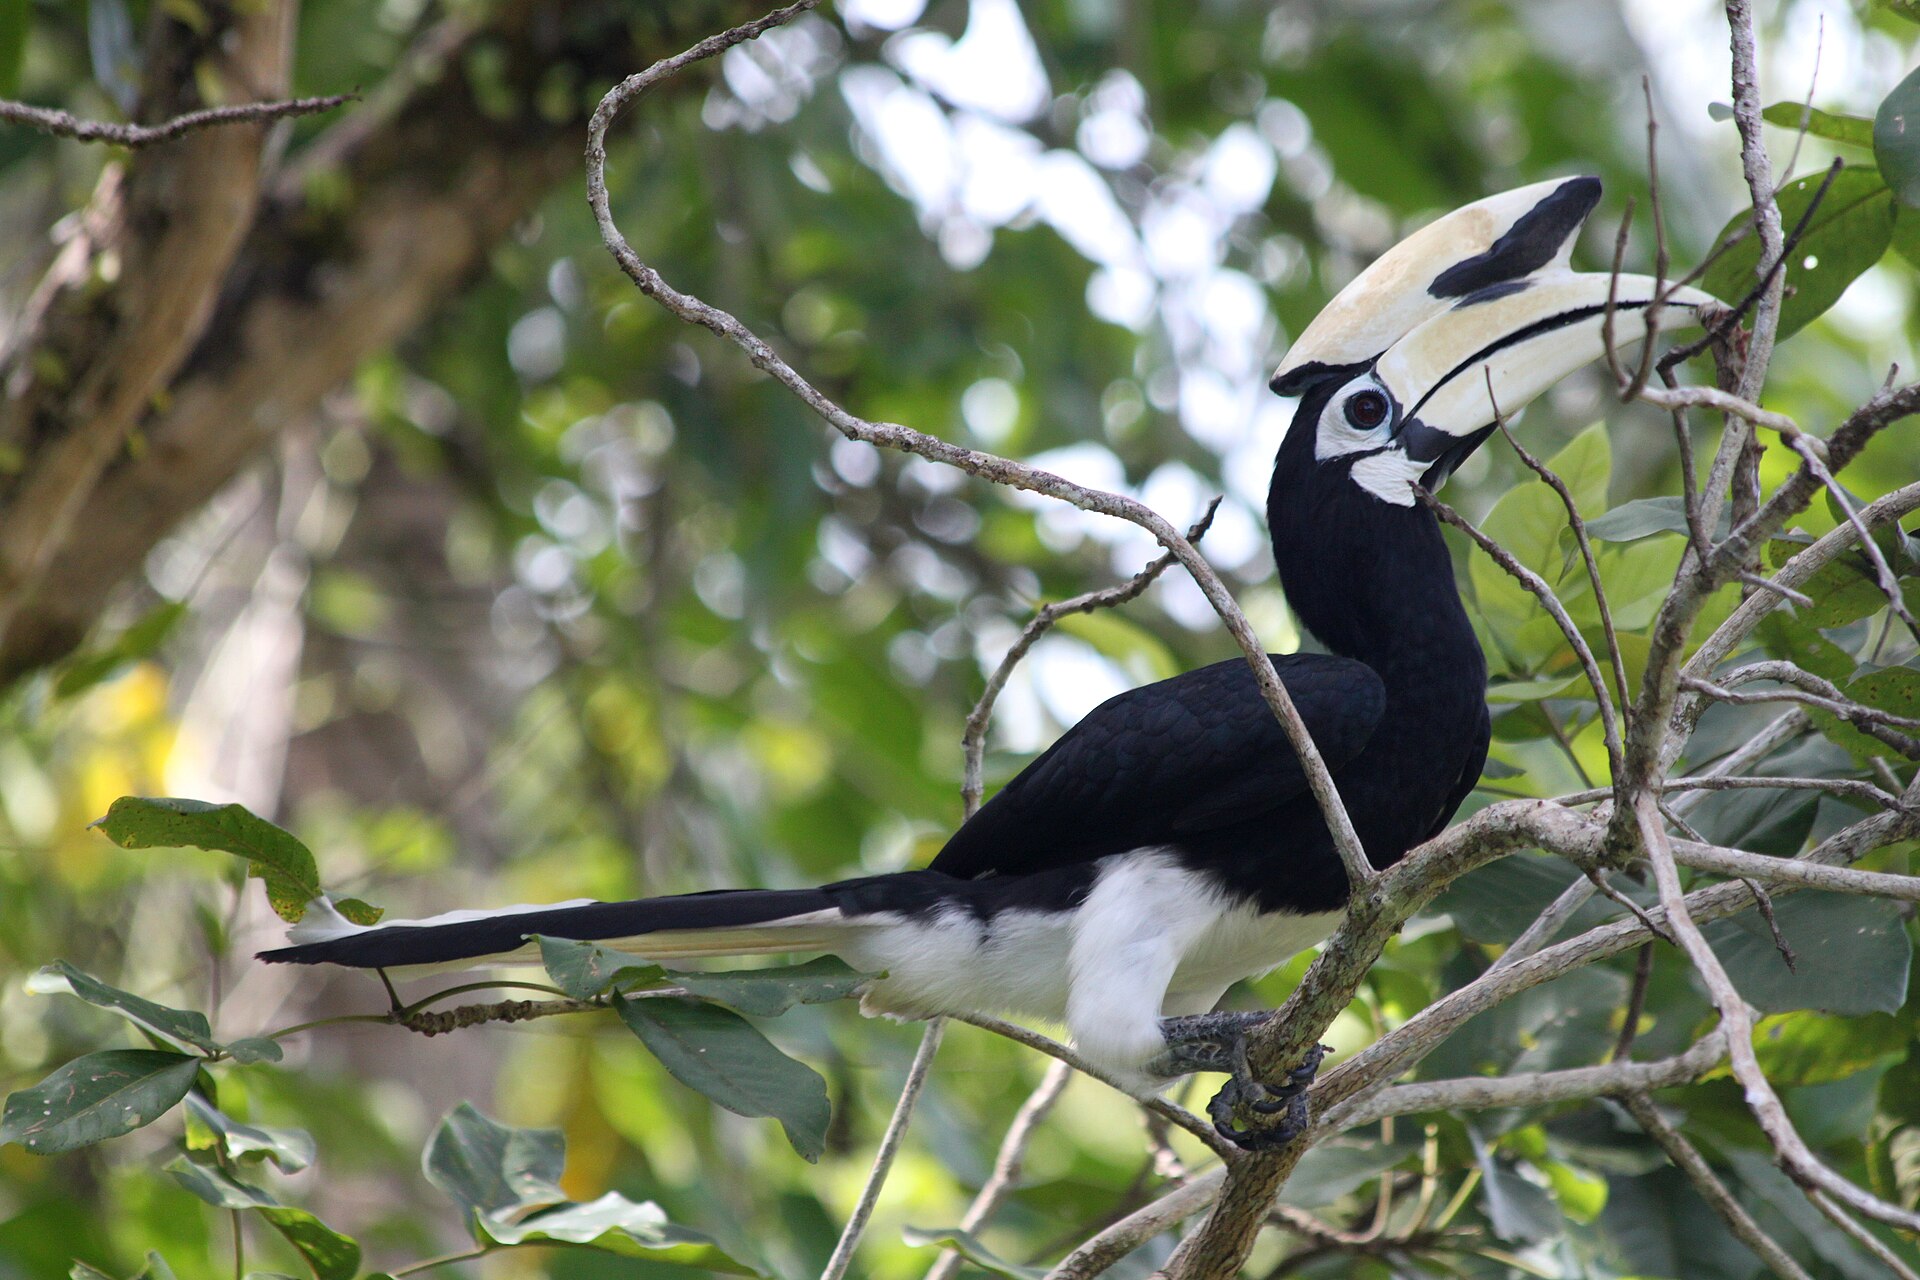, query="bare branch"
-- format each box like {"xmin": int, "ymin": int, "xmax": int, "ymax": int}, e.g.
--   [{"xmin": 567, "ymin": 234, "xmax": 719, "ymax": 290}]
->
[
  {"xmin": 945, "ymin": 1011, "xmax": 1233, "ymax": 1160},
  {"xmin": 584, "ymin": 0, "xmax": 1375, "ymax": 893},
  {"xmin": 1669, "ymin": 836, "xmax": 1920, "ymax": 902},
  {"xmin": 1809, "ymin": 1192, "xmax": 1920, "ymax": 1280},
  {"xmin": 1046, "ymin": 1170, "xmax": 1226, "ymax": 1280},
  {"xmin": 1631, "ymin": 791, "xmax": 1920, "ymax": 1235},
  {"xmin": 926, "ymin": 1060, "xmax": 1073, "ymax": 1280},
  {"xmin": 1620, "ymin": 1093, "xmax": 1815, "ymax": 1280},
  {"xmin": 1681, "ymin": 482, "xmax": 1920, "ymax": 743},
  {"xmin": 0, "ymin": 93, "xmax": 353, "ymax": 148},
  {"xmin": 1681, "ymin": 673, "xmax": 1920, "ymax": 758},
  {"xmin": 822, "ymin": 1021, "xmax": 945, "ymax": 1280},
  {"xmin": 1723, "ymin": 0, "xmax": 1788, "ymax": 394},
  {"xmin": 963, "ymin": 499, "xmax": 1220, "ymax": 819},
  {"xmin": 1632, "ymin": 385, "xmax": 1804, "ymax": 440},
  {"xmin": 1320, "ymin": 1031, "xmax": 1728, "ymax": 1133},
  {"xmin": 1416, "ymin": 488, "xmax": 1622, "ymax": 775},
  {"xmin": 1492, "ymin": 386, "xmax": 1632, "ymax": 736}
]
